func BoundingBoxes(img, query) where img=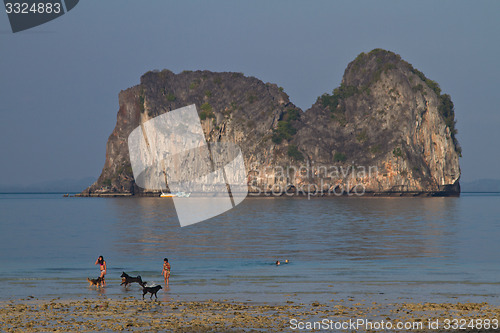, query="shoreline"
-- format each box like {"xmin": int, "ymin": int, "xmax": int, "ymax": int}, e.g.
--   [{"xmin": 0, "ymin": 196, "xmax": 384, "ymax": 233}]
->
[
  {"xmin": 1, "ymin": 297, "xmax": 499, "ymax": 332},
  {"xmin": 73, "ymin": 190, "xmax": 460, "ymax": 198}
]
